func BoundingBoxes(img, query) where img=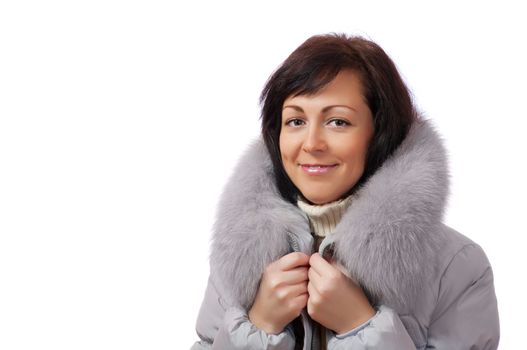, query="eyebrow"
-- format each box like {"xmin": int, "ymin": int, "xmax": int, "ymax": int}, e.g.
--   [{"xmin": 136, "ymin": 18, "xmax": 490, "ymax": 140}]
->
[{"xmin": 282, "ymin": 104, "xmax": 357, "ymax": 113}]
